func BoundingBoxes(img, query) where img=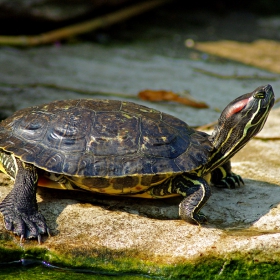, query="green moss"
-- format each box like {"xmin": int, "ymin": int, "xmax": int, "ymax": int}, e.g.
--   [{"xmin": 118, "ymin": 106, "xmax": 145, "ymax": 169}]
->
[
  {"xmin": 1, "ymin": 240, "xmax": 280, "ymax": 279},
  {"xmin": 2, "ymin": 254, "xmax": 280, "ymax": 279},
  {"xmin": 0, "ymin": 266, "xmax": 149, "ymax": 280},
  {"xmin": 27, "ymin": 248, "xmax": 280, "ymax": 279},
  {"xmin": 0, "ymin": 243, "xmax": 22, "ymax": 262},
  {"xmin": 0, "ymin": 247, "xmax": 21, "ymax": 262}
]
